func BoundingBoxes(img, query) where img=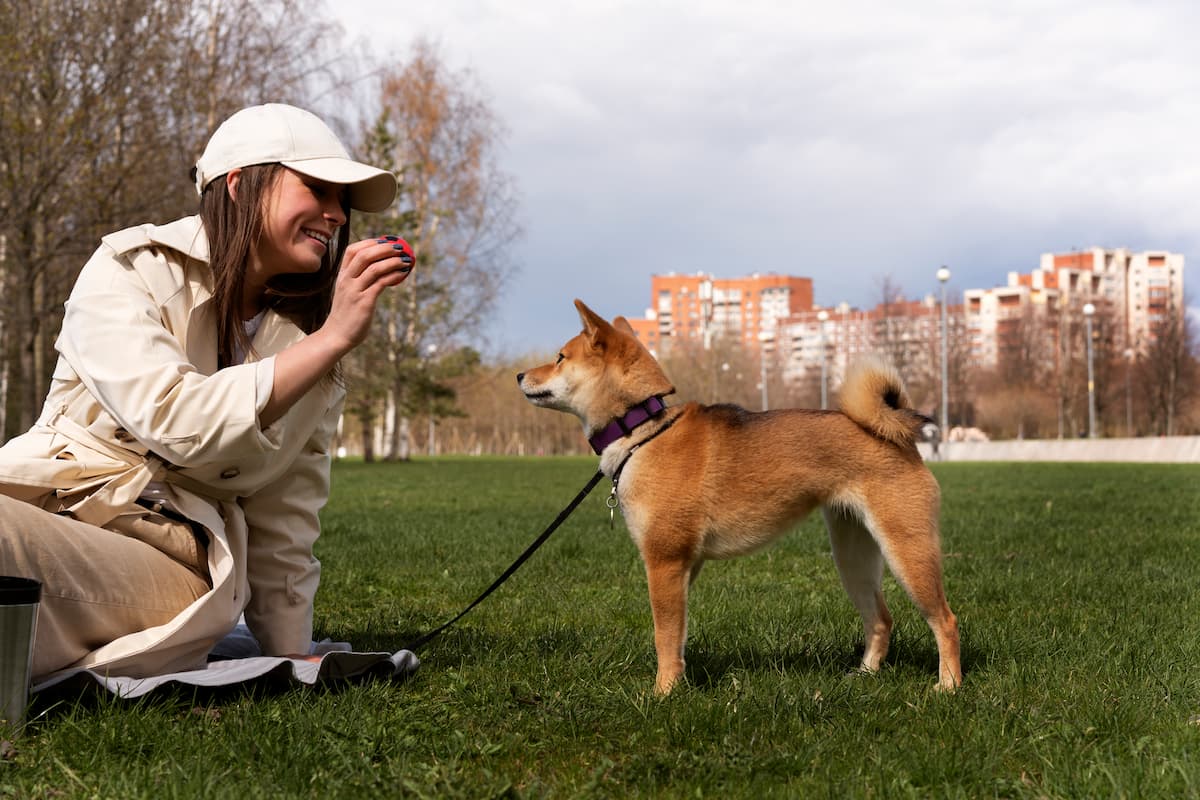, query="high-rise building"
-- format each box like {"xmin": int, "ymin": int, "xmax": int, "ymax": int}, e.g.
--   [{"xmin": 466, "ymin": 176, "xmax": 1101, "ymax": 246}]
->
[
  {"xmin": 963, "ymin": 279, "xmax": 1064, "ymax": 368},
  {"xmin": 626, "ymin": 246, "xmax": 1184, "ymax": 386},
  {"xmin": 776, "ymin": 297, "xmax": 949, "ymax": 388},
  {"xmin": 637, "ymin": 272, "xmax": 814, "ymax": 355},
  {"xmin": 964, "ymin": 248, "xmax": 1186, "ymax": 369}
]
